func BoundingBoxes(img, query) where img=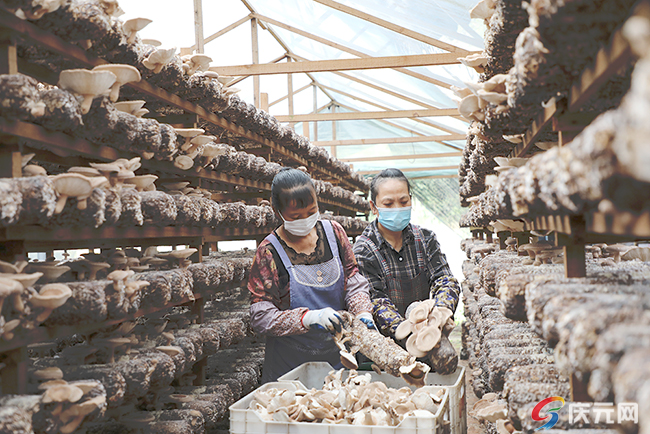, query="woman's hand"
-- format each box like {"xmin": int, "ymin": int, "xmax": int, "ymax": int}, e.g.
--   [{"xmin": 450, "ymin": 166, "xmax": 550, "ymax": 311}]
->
[
  {"xmin": 301, "ymin": 308, "xmax": 343, "ymax": 333},
  {"xmin": 356, "ymin": 312, "xmax": 378, "ymax": 331}
]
